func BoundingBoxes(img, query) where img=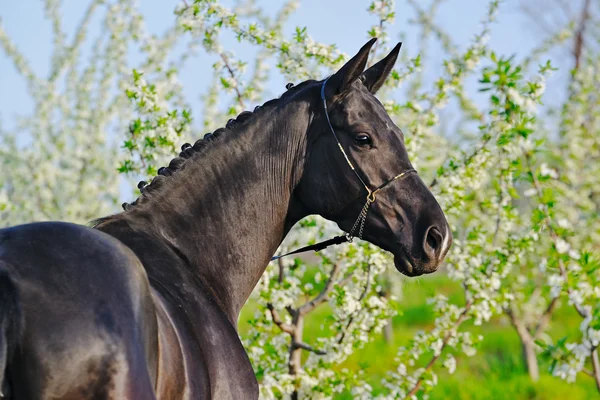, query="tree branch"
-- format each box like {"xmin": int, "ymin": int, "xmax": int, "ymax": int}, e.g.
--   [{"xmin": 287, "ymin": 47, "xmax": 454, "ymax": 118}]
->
[
  {"xmin": 533, "ymin": 296, "xmax": 559, "ymax": 337},
  {"xmin": 49, "ymin": 0, "xmax": 102, "ymax": 81},
  {"xmin": 430, "ymin": 133, "xmax": 493, "ymax": 189},
  {"xmin": 519, "ymin": 3, "xmax": 557, "ymax": 37},
  {"xmin": 220, "ymin": 52, "xmax": 246, "ymax": 109},
  {"xmin": 267, "ymin": 303, "xmax": 294, "ymax": 335},
  {"xmin": 573, "ymin": 0, "xmax": 591, "ymax": 70},
  {"xmin": 404, "ymin": 301, "xmax": 473, "ymax": 399},
  {"xmin": 523, "ymin": 151, "xmax": 588, "ymax": 319},
  {"xmin": 506, "ymin": 307, "xmax": 531, "ymax": 341},
  {"xmin": 367, "ymin": 1, "xmax": 386, "ymax": 66},
  {"xmin": 293, "ymin": 340, "xmax": 327, "ymax": 355},
  {"xmin": 298, "ymin": 262, "xmax": 340, "ymax": 316},
  {"xmin": 408, "ymin": 0, "xmax": 459, "ymax": 57},
  {"xmin": 337, "ymin": 264, "xmax": 372, "ymax": 345},
  {"xmin": 44, "ymin": 0, "xmax": 67, "ymax": 72},
  {"xmin": 0, "ymin": 21, "xmax": 42, "ymax": 94}
]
